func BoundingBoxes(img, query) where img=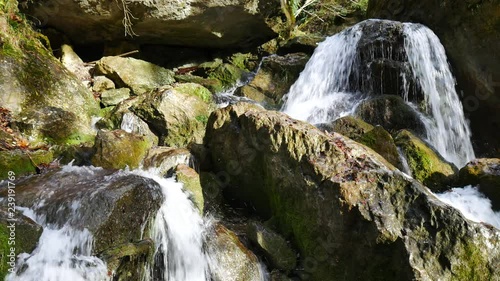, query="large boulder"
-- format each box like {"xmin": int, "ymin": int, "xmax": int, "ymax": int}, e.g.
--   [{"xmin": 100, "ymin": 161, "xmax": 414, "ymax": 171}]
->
[
  {"xmin": 132, "ymin": 83, "xmax": 214, "ymax": 147},
  {"xmin": 1, "ymin": 167, "xmax": 164, "ymax": 277},
  {"xmin": 204, "ymin": 103, "xmax": 500, "ymax": 281},
  {"xmin": 367, "ymin": 0, "xmax": 500, "ymax": 157},
  {"xmin": 0, "ymin": 16, "xmax": 99, "ymax": 146},
  {"xmin": 235, "ymin": 53, "xmax": 309, "ymax": 109},
  {"xmin": 22, "ymin": 0, "xmax": 278, "ymax": 49},
  {"xmin": 458, "ymin": 158, "xmax": 500, "ymax": 210}
]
